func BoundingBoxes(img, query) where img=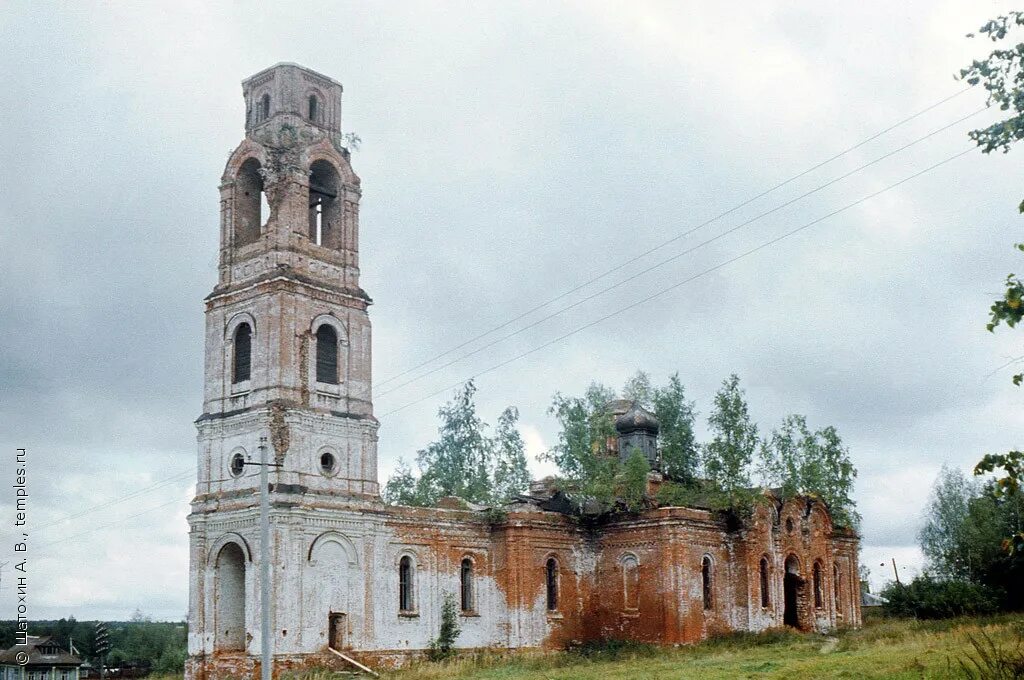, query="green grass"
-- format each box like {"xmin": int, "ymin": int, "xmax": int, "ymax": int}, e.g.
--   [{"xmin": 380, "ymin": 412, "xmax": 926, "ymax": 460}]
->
[{"xmin": 377, "ymin": 613, "xmax": 1024, "ymax": 680}]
